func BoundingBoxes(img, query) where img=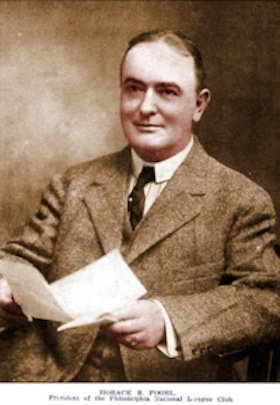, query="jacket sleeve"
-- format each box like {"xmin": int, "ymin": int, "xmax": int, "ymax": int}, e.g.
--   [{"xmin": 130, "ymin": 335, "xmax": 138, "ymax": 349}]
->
[
  {"xmin": 0, "ymin": 174, "xmax": 66, "ymax": 279},
  {"xmin": 157, "ymin": 187, "xmax": 280, "ymax": 362}
]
